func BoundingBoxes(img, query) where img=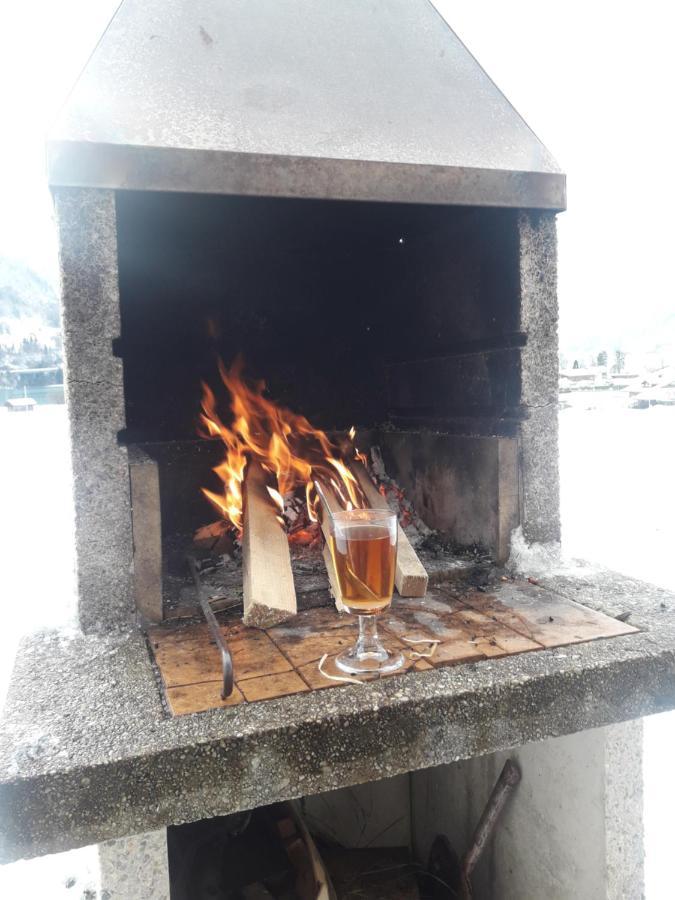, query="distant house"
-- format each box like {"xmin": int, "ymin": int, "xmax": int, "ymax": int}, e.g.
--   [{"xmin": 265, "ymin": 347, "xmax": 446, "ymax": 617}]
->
[
  {"xmin": 560, "ymin": 366, "xmax": 607, "ymax": 381},
  {"xmin": 651, "ymin": 366, "xmax": 675, "ymax": 388},
  {"xmin": 629, "ymin": 389, "xmax": 675, "ymax": 409},
  {"xmin": 559, "ymin": 366, "xmax": 610, "ymax": 393},
  {"xmin": 5, "ymin": 397, "xmax": 36, "ymax": 412}
]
